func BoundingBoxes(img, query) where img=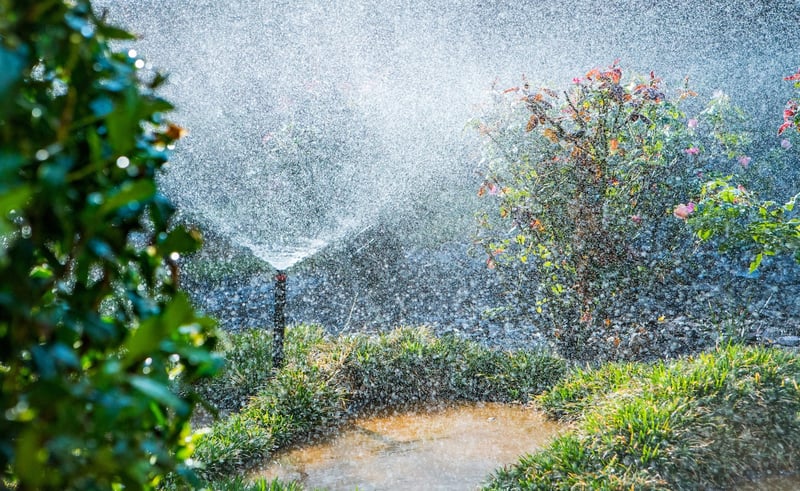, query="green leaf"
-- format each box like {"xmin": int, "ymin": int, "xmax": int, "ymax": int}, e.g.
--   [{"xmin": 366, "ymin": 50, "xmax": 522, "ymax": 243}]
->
[
  {"xmin": 158, "ymin": 227, "xmax": 202, "ymax": 255},
  {"xmin": 50, "ymin": 343, "xmax": 80, "ymax": 369},
  {"xmin": 89, "ymin": 238, "xmax": 116, "ymax": 261},
  {"xmin": 29, "ymin": 265, "xmax": 53, "ymax": 279},
  {"xmin": 162, "ymin": 293, "xmax": 197, "ymax": 331},
  {"xmin": 141, "ymin": 97, "xmax": 174, "ymax": 116},
  {"xmin": 96, "ymin": 24, "xmax": 137, "ymax": 41},
  {"xmin": 129, "ymin": 375, "xmax": 188, "ymax": 415},
  {"xmin": 90, "ymin": 96, "xmax": 114, "ymax": 117},
  {"xmin": 698, "ymin": 229, "xmax": 713, "ymax": 241},
  {"xmin": 15, "ymin": 429, "xmax": 46, "ymax": 487},
  {"xmin": 105, "ymin": 93, "xmax": 139, "ymax": 153},
  {"xmin": 0, "ymin": 45, "xmax": 28, "ymax": 108},
  {"xmin": 123, "ymin": 293, "xmax": 196, "ymax": 365},
  {"xmin": 99, "ymin": 180, "xmax": 156, "ymax": 216},
  {"xmin": 0, "ymin": 186, "xmax": 31, "ymax": 257},
  {"xmin": 749, "ymin": 252, "xmax": 763, "ymax": 273},
  {"xmin": 124, "ymin": 317, "xmax": 163, "ymax": 366}
]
